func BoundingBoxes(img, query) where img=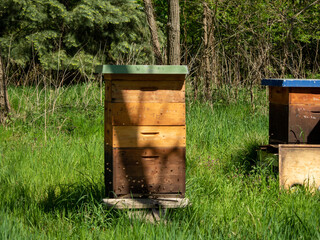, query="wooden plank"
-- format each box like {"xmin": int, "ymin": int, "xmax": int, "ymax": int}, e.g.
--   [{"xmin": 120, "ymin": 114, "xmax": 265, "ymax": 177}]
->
[
  {"xmin": 290, "ymin": 92, "xmax": 320, "ymax": 104},
  {"xmin": 104, "ymin": 103, "xmax": 113, "ymax": 146},
  {"xmin": 110, "ymin": 80, "xmax": 185, "ymax": 103},
  {"xmin": 104, "ymin": 74, "xmax": 186, "ymax": 81},
  {"xmin": 127, "ymin": 208, "xmax": 167, "ymax": 224},
  {"xmin": 102, "ymin": 198, "xmax": 190, "ymax": 209},
  {"xmin": 105, "ymin": 80, "xmax": 112, "ymax": 102},
  {"xmin": 113, "ymin": 148, "xmax": 185, "ymax": 196},
  {"xmin": 279, "ymin": 144, "xmax": 320, "ymax": 190},
  {"xmin": 104, "ymin": 146, "xmax": 114, "ymax": 197},
  {"xmin": 288, "ymin": 105, "xmax": 320, "ymax": 144},
  {"xmin": 290, "ymin": 87, "xmax": 320, "ymax": 94},
  {"xmin": 112, "ymin": 126, "xmax": 186, "ymax": 148},
  {"xmin": 114, "ymin": 147, "xmax": 185, "ymax": 165},
  {"xmin": 269, "ymin": 86, "xmax": 289, "ymax": 104},
  {"xmin": 114, "ymin": 175, "xmax": 184, "ymax": 195},
  {"xmin": 109, "ymin": 102, "xmax": 185, "ymax": 126},
  {"xmin": 269, "ymin": 103, "xmax": 289, "ymax": 144},
  {"xmin": 112, "ymin": 80, "xmax": 185, "ymax": 91},
  {"xmin": 96, "ymin": 65, "xmax": 188, "ymax": 75},
  {"xmin": 116, "ymin": 193, "xmax": 184, "ymax": 198}
]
